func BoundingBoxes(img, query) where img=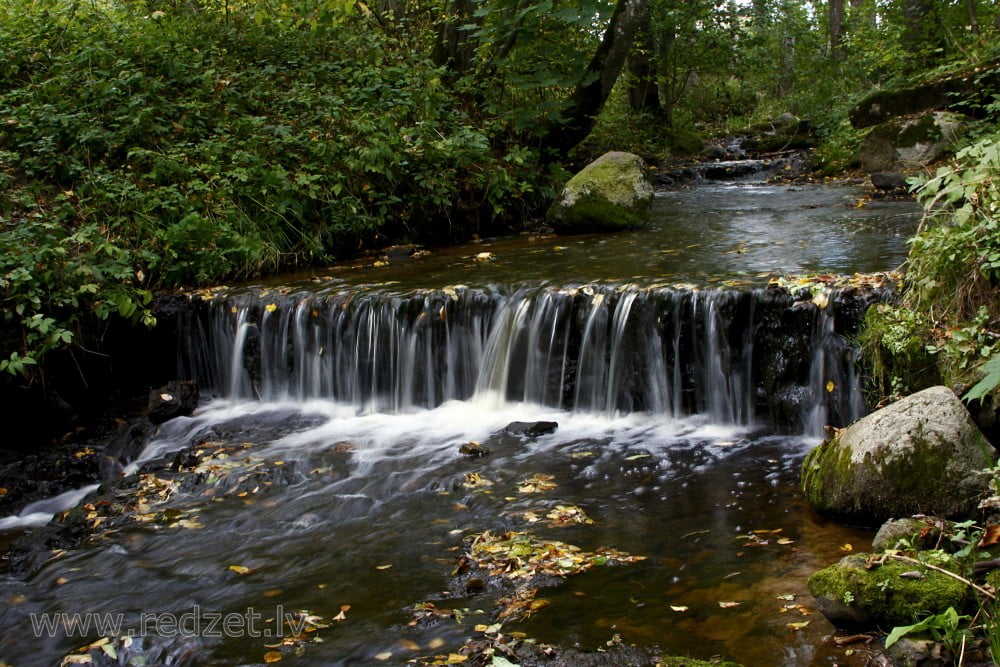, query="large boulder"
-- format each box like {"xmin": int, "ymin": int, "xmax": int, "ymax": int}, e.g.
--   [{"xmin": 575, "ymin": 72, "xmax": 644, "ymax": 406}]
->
[
  {"xmin": 858, "ymin": 112, "xmax": 967, "ymax": 173},
  {"xmin": 547, "ymin": 151, "xmax": 653, "ymax": 233},
  {"xmin": 808, "ymin": 553, "xmax": 969, "ymax": 627},
  {"xmin": 801, "ymin": 386, "xmax": 994, "ymax": 523}
]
